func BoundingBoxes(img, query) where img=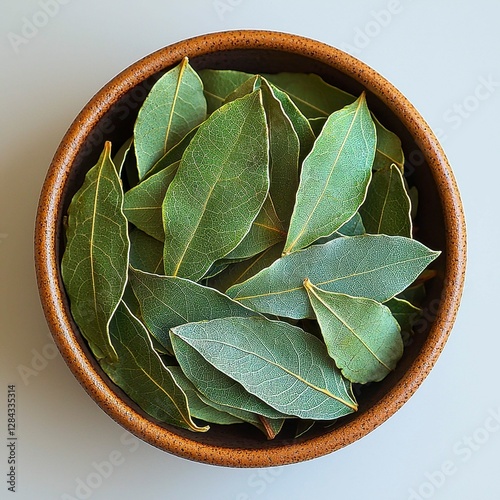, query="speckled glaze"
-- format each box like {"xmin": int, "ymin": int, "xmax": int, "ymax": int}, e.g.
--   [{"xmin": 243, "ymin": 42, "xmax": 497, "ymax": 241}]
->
[{"xmin": 34, "ymin": 31, "xmax": 466, "ymax": 467}]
